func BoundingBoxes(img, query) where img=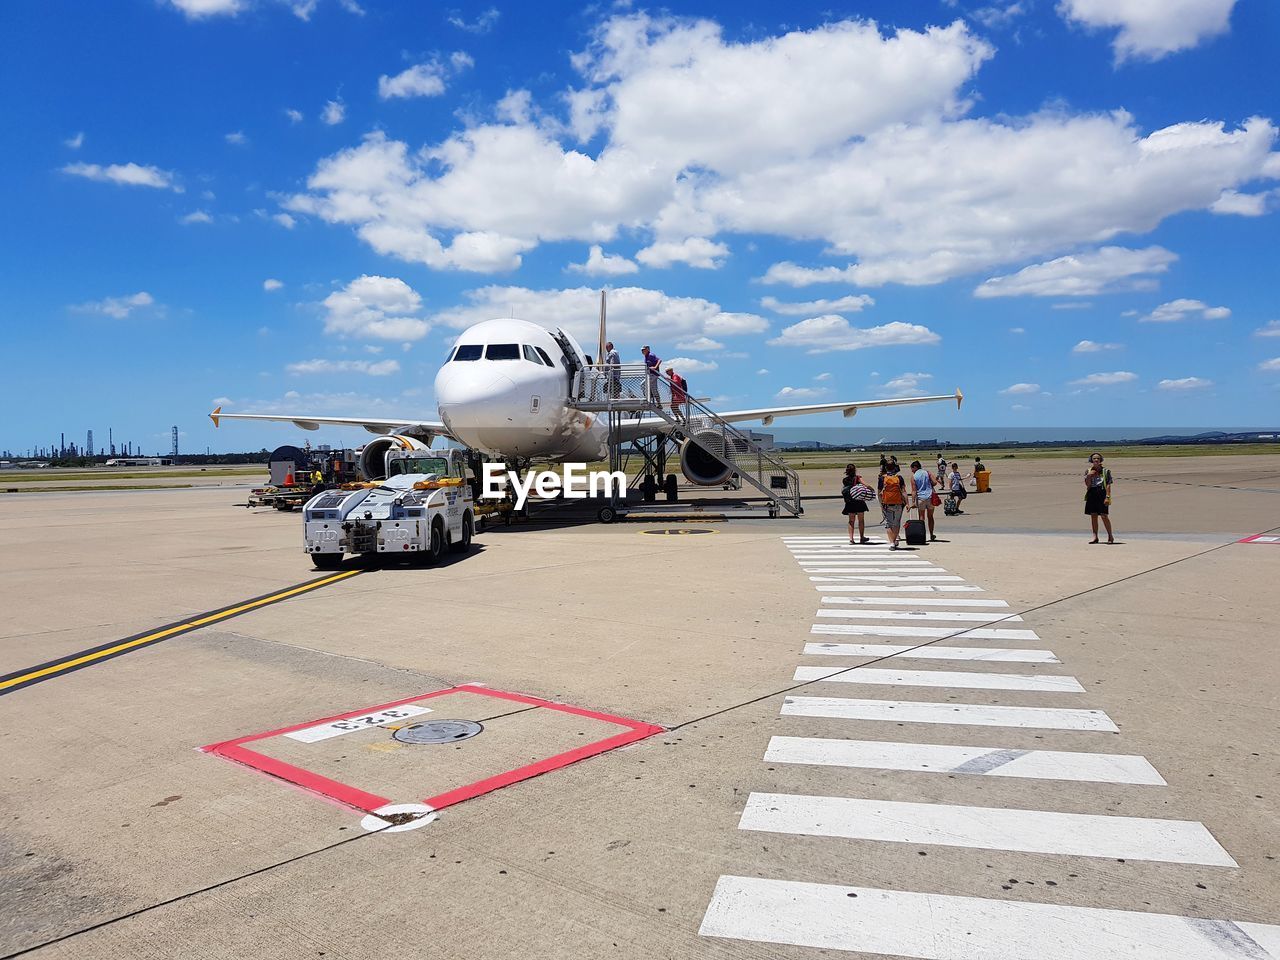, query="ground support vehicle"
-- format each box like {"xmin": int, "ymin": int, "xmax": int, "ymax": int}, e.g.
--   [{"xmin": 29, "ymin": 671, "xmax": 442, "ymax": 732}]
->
[{"xmin": 302, "ymin": 448, "xmax": 476, "ymax": 569}]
